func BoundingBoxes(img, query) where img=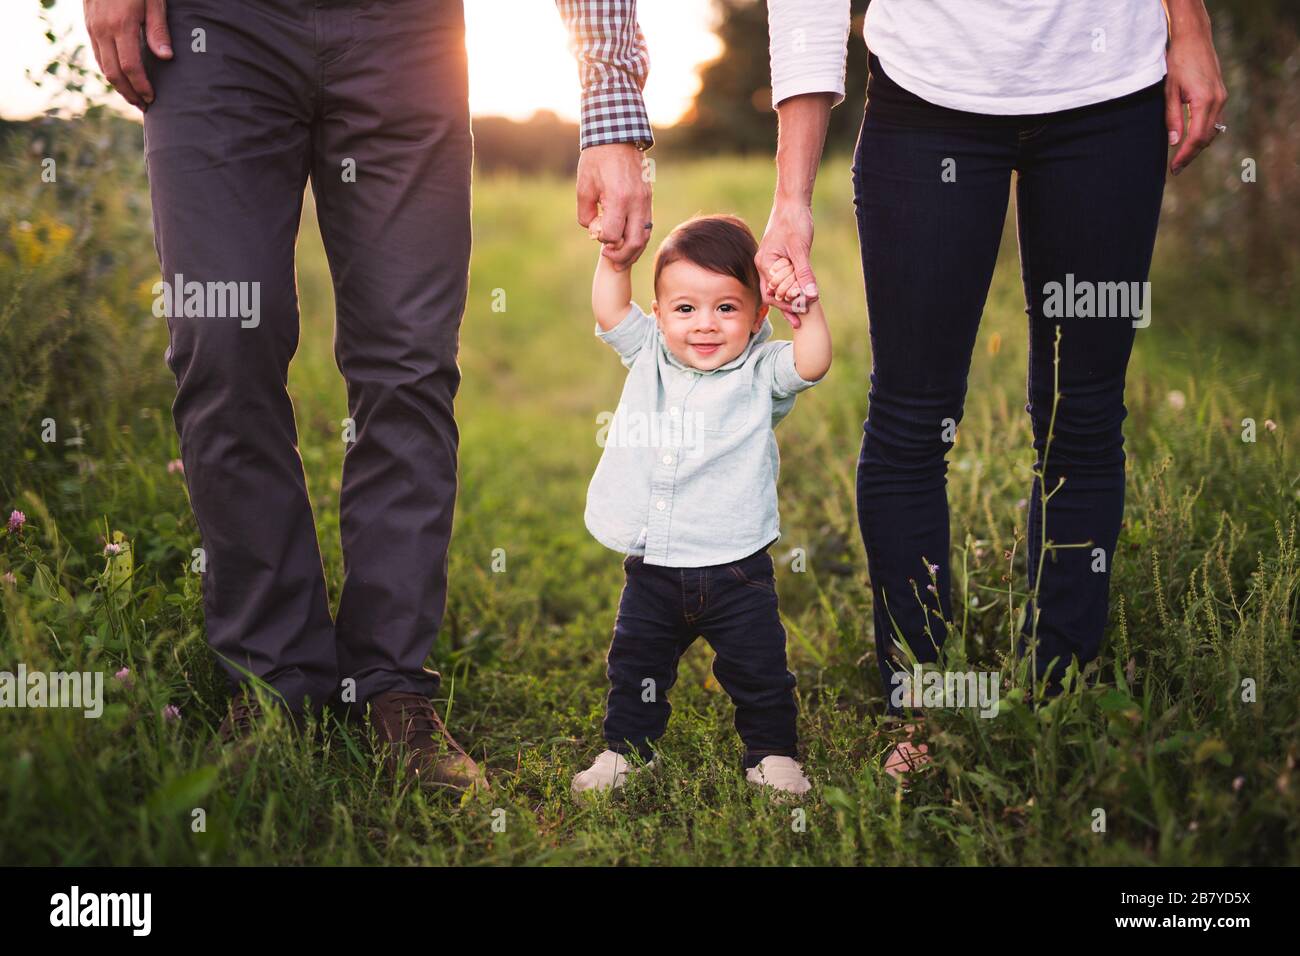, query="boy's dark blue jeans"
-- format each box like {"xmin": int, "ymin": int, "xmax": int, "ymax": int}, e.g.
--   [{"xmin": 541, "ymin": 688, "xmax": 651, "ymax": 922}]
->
[
  {"xmin": 854, "ymin": 57, "xmax": 1167, "ymax": 708},
  {"xmin": 603, "ymin": 546, "xmax": 797, "ymax": 769}
]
